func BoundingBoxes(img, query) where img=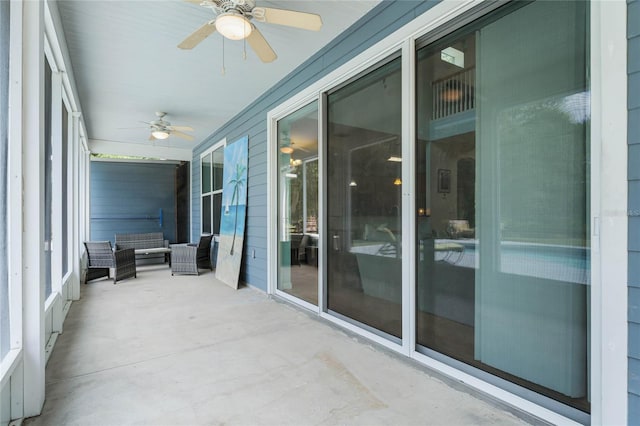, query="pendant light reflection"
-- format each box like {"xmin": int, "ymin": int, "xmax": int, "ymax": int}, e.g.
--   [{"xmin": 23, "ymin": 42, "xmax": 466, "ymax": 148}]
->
[{"xmin": 393, "ymin": 177, "xmax": 402, "ymax": 186}]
